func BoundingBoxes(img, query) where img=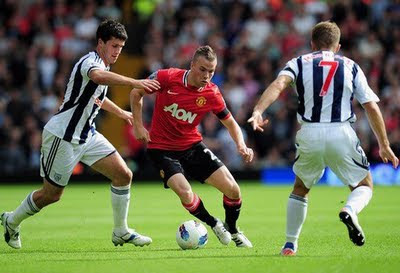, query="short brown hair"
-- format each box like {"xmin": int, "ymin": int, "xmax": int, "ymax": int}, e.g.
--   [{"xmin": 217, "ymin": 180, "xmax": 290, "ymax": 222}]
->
[
  {"xmin": 96, "ymin": 19, "xmax": 128, "ymax": 43},
  {"xmin": 193, "ymin": 45, "xmax": 217, "ymax": 62},
  {"xmin": 311, "ymin": 21, "xmax": 340, "ymax": 50}
]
